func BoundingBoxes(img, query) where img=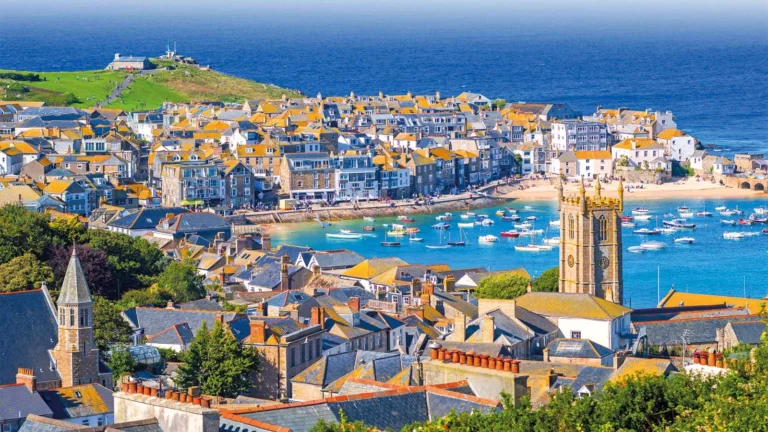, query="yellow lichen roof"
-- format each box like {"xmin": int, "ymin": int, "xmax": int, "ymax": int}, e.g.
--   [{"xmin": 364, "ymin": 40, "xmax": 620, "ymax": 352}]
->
[
  {"xmin": 0, "ymin": 184, "xmax": 41, "ymax": 205},
  {"xmin": 575, "ymin": 150, "xmax": 612, "ymax": 160},
  {"xmin": 515, "ymin": 292, "xmax": 632, "ymax": 320},
  {"xmin": 453, "ymin": 150, "xmax": 479, "ymax": 159},
  {"xmin": 54, "ymin": 384, "xmax": 111, "ymax": 415},
  {"xmin": 658, "ymin": 289, "xmax": 764, "ymax": 315},
  {"xmin": 611, "ymin": 357, "xmax": 674, "ymax": 382},
  {"xmin": 656, "ymin": 129, "xmax": 685, "ymax": 139},
  {"xmin": 193, "ymin": 131, "xmax": 222, "ymax": 140},
  {"xmin": 613, "ymin": 138, "xmax": 663, "ymax": 150},
  {"xmin": 341, "ymin": 257, "xmax": 408, "ymax": 280},
  {"xmin": 203, "ymin": 120, "xmax": 230, "ymax": 131},
  {"xmin": 43, "ymin": 180, "xmax": 75, "ymax": 194}
]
